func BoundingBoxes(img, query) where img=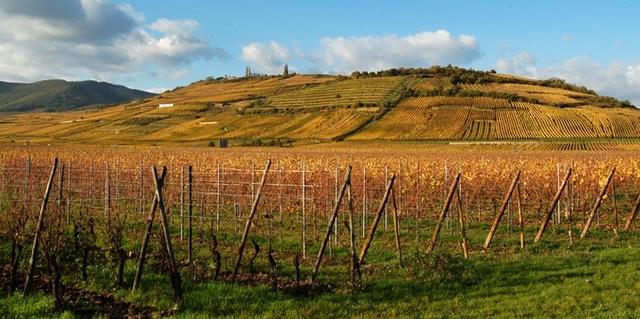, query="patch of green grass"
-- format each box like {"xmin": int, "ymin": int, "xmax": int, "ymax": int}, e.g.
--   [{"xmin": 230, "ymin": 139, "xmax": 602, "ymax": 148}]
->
[
  {"xmin": 3, "ymin": 215, "xmax": 640, "ymax": 318},
  {"xmin": 0, "ymin": 293, "xmax": 73, "ymax": 318}
]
